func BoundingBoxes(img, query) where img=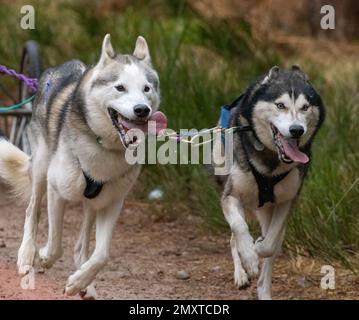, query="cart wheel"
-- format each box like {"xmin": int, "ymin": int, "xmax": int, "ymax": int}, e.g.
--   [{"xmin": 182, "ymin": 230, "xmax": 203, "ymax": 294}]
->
[
  {"xmin": 19, "ymin": 40, "xmax": 42, "ymax": 102},
  {"xmin": 11, "ymin": 40, "xmax": 42, "ymax": 154}
]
